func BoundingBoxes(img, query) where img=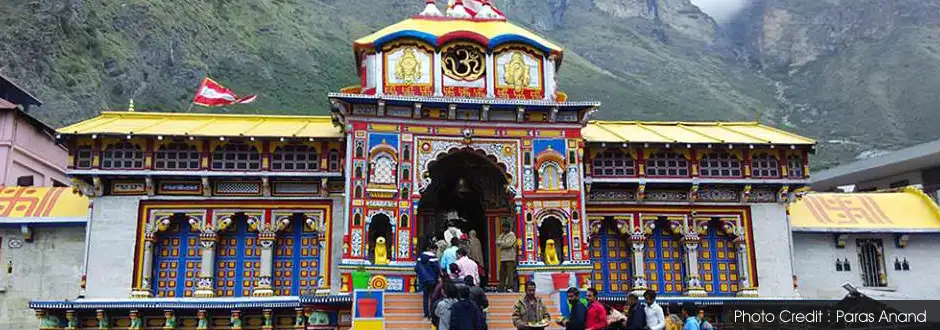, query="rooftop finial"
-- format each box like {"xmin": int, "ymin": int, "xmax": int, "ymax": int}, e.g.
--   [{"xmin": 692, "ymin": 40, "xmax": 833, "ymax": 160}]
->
[
  {"xmin": 128, "ymin": 99, "xmax": 135, "ymax": 112},
  {"xmin": 419, "ymin": 0, "xmax": 443, "ymax": 17},
  {"xmin": 474, "ymin": 0, "xmax": 503, "ymax": 19},
  {"xmin": 447, "ymin": 0, "xmax": 471, "ymax": 18}
]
